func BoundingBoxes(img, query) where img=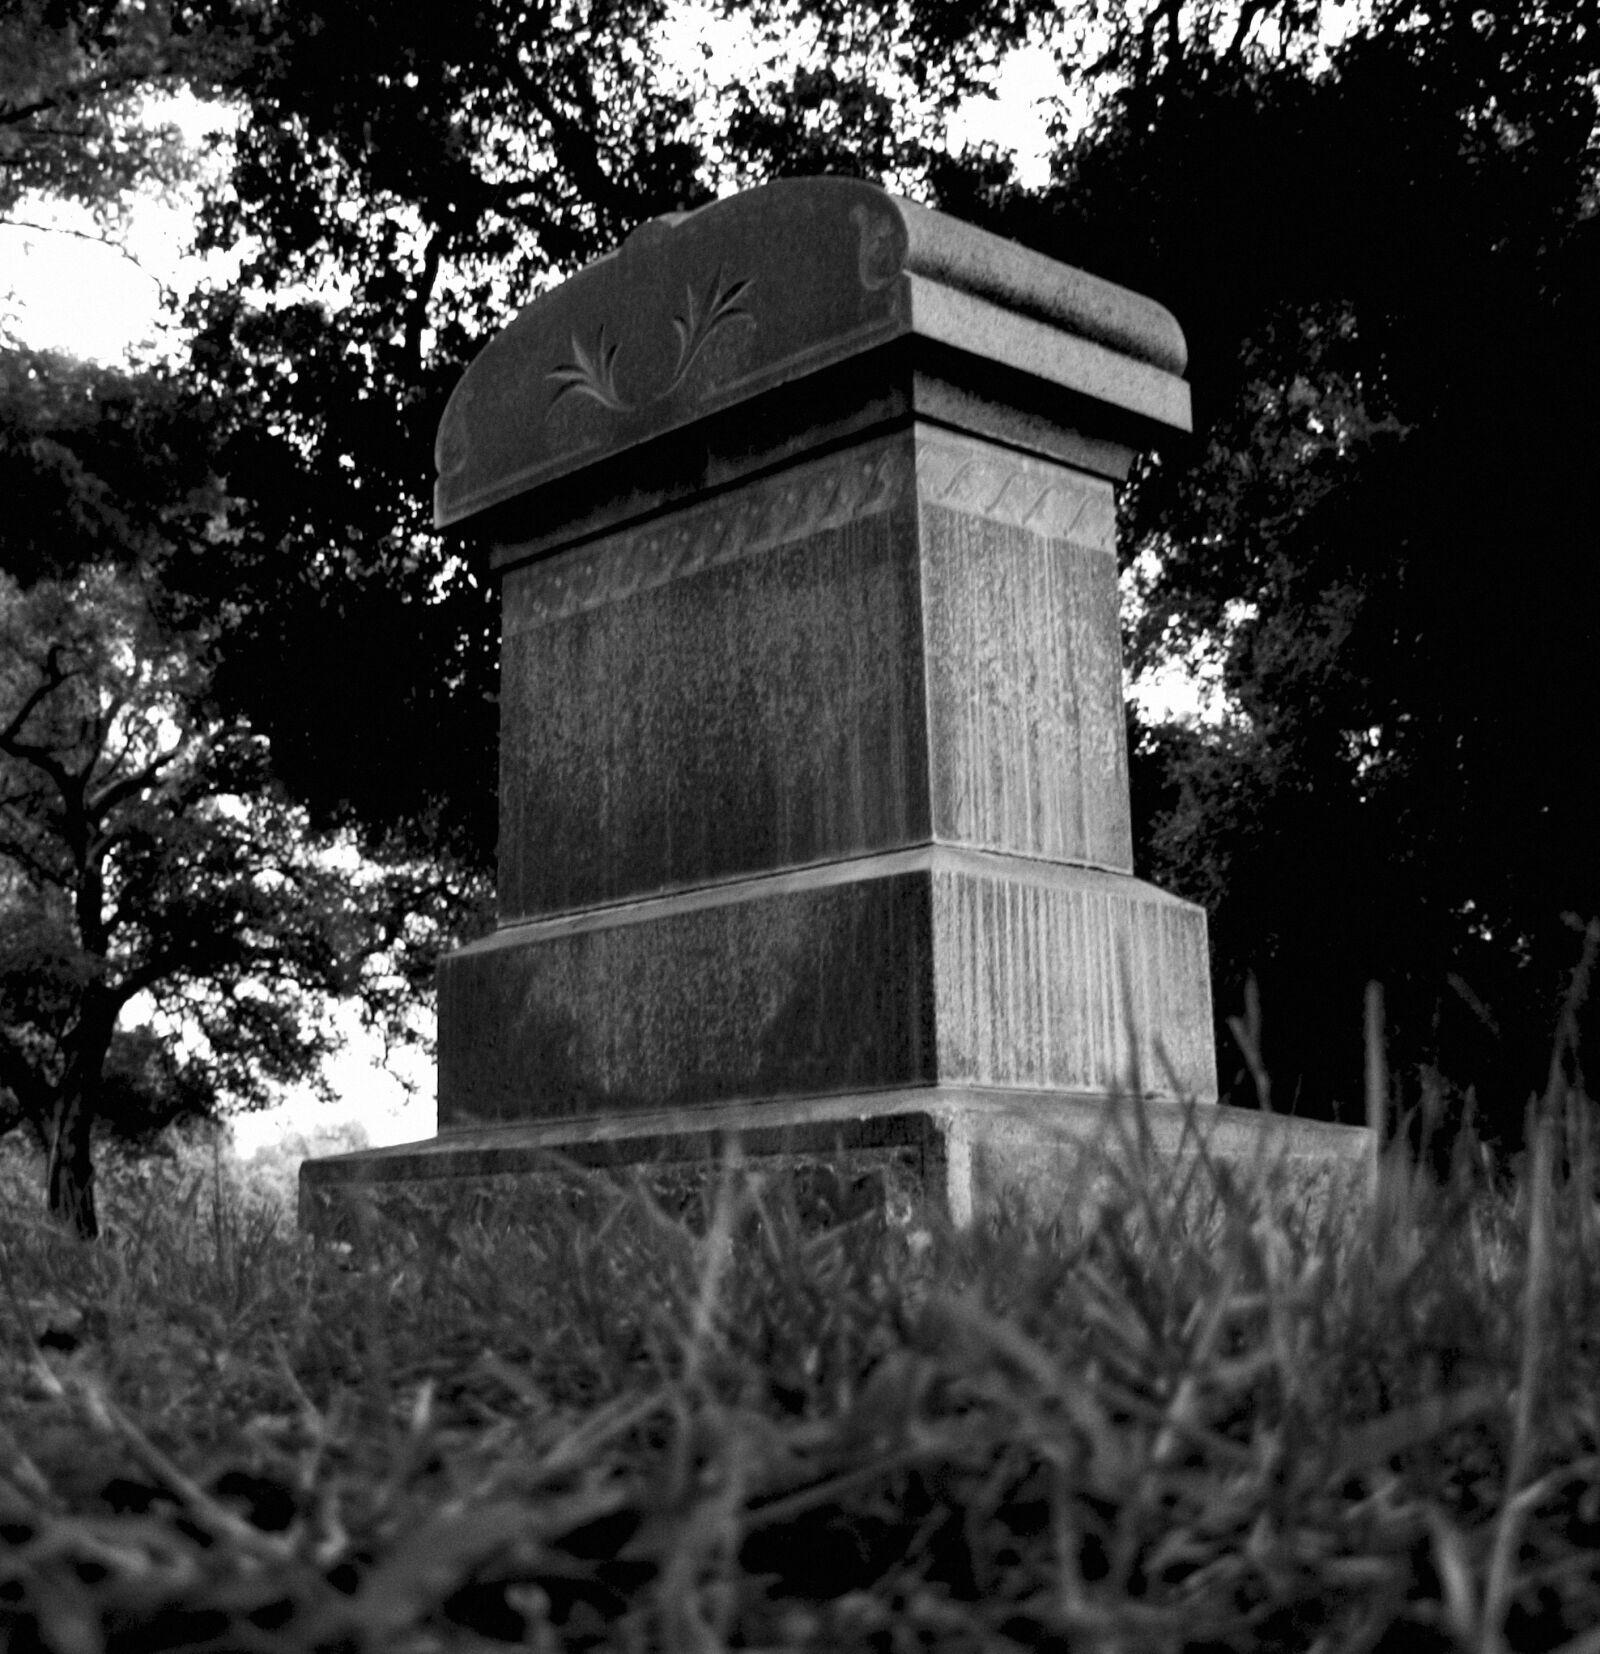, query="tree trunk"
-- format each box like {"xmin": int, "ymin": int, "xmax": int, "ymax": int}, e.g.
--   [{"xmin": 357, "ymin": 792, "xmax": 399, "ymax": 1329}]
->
[
  {"xmin": 45, "ymin": 990, "xmax": 118, "ymax": 1240},
  {"xmin": 46, "ymin": 1091, "xmax": 99, "ymax": 1240}
]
